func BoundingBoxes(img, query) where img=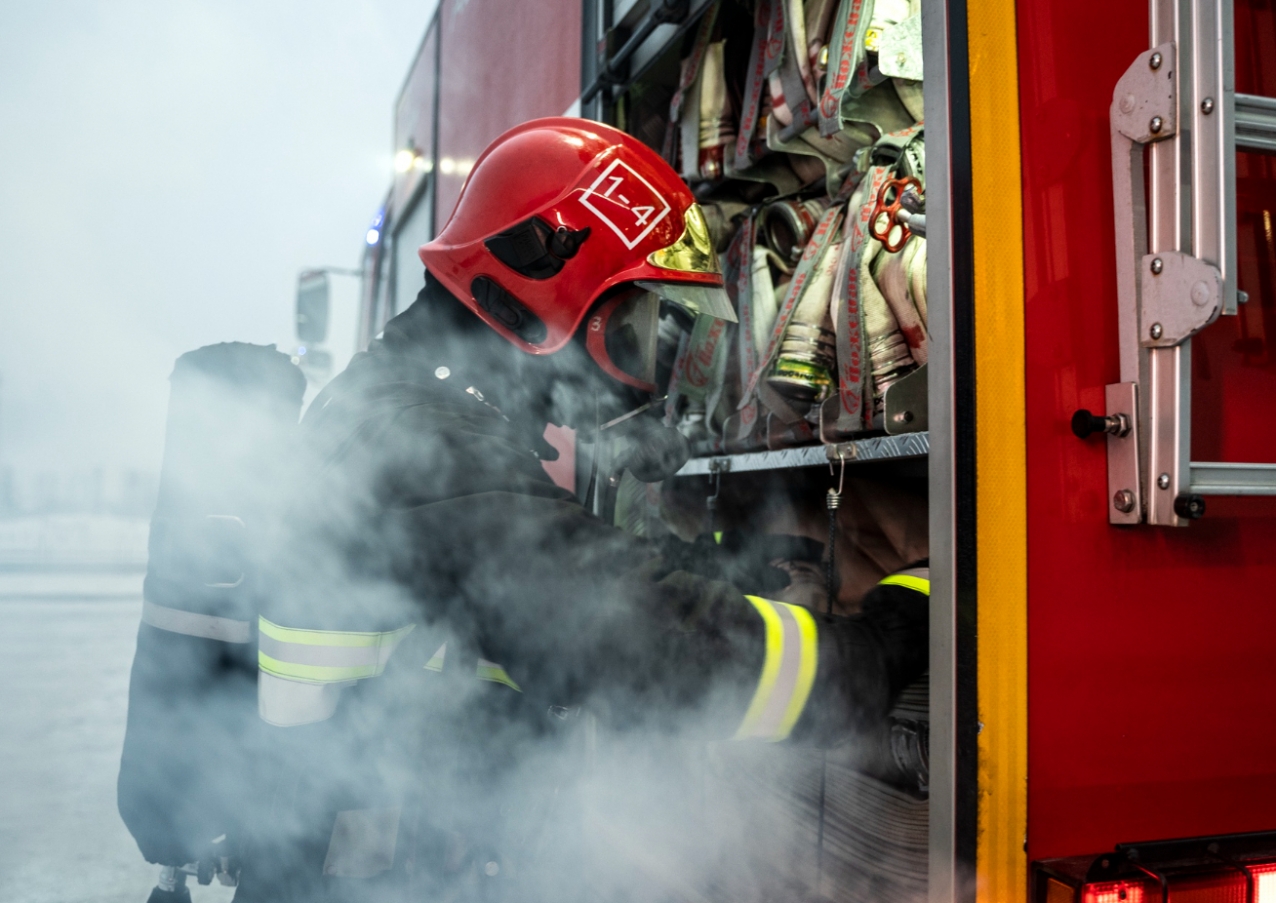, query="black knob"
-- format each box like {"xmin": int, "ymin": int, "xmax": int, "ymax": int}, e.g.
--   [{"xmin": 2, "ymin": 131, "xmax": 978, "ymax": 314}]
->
[
  {"xmin": 1071, "ymin": 409, "xmax": 1109, "ymax": 439},
  {"xmin": 1174, "ymin": 494, "xmax": 1206, "ymax": 520}
]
